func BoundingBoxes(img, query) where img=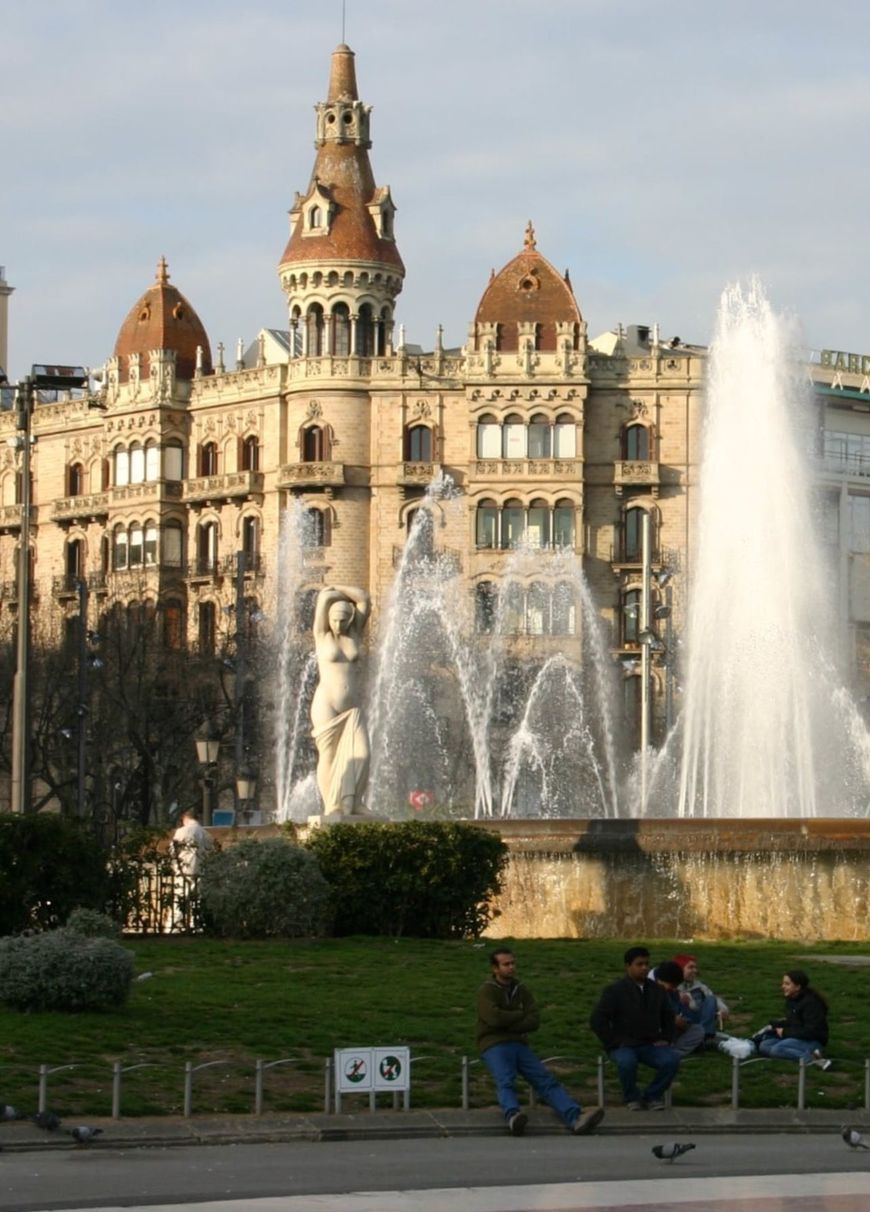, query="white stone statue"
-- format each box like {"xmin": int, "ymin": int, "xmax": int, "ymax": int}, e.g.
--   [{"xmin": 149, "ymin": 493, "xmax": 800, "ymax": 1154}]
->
[{"xmin": 311, "ymin": 585, "xmax": 371, "ymax": 816}]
